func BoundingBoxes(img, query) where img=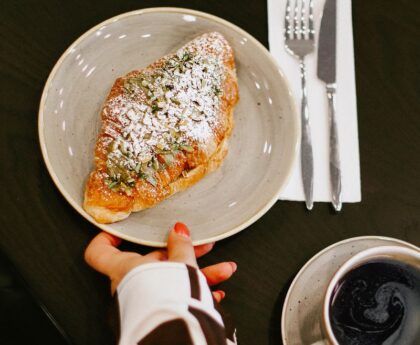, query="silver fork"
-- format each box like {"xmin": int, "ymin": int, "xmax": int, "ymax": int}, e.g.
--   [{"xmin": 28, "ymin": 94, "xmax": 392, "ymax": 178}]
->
[{"xmin": 284, "ymin": 0, "xmax": 315, "ymax": 210}]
